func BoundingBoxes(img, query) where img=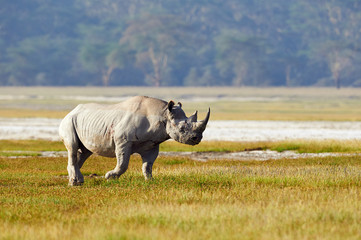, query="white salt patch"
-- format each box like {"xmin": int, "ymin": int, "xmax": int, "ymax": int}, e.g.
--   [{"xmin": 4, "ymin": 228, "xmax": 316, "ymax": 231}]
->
[
  {"xmin": 203, "ymin": 120, "xmax": 361, "ymax": 141},
  {"xmin": 1, "ymin": 118, "xmax": 361, "ymax": 142}
]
